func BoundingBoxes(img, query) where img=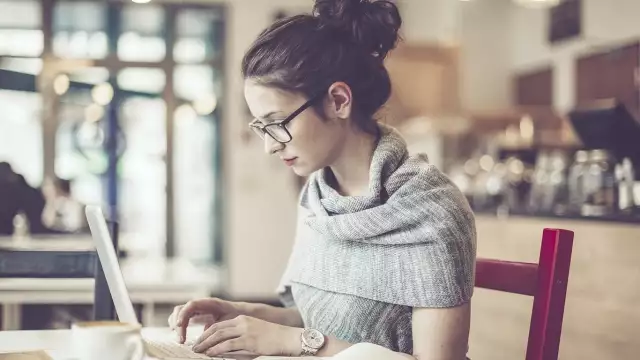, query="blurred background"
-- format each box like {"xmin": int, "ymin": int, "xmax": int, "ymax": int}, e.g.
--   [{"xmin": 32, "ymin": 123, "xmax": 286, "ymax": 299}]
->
[{"xmin": 0, "ymin": 0, "xmax": 639, "ymax": 359}]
